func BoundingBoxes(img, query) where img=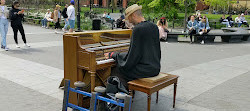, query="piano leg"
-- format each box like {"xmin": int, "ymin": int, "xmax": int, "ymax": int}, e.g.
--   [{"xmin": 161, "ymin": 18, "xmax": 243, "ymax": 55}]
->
[{"xmin": 89, "ymin": 71, "xmax": 96, "ymax": 92}]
